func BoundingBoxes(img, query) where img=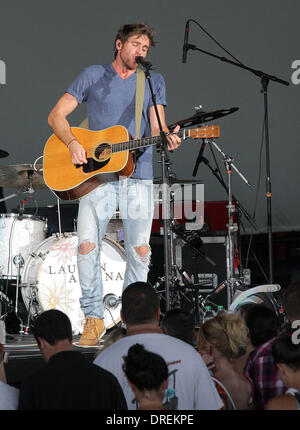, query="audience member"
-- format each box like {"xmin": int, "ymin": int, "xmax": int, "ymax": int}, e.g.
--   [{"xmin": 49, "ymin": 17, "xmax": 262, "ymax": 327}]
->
[
  {"xmin": 0, "ymin": 343, "xmax": 19, "ymax": 410},
  {"xmin": 122, "ymin": 343, "xmax": 168, "ymax": 410},
  {"xmin": 96, "ymin": 324, "xmax": 127, "ymax": 354},
  {"xmin": 94, "ymin": 282, "xmax": 223, "ymax": 410},
  {"xmin": 233, "ymin": 304, "xmax": 280, "ymax": 375},
  {"xmin": 18, "ymin": 309, "xmax": 127, "ymax": 410},
  {"xmin": 244, "ymin": 283, "xmax": 300, "ymax": 409},
  {"xmin": 161, "ymin": 308, "xmax": 196, "ymax": 346},
  {"xmin": 245, "ymin": 304, "xmax": 280, "ymax": 349},
  {"xmin": 197, "ymin": 311, "xmax": 253, "ymax": 410},
  {"xmin": 266, "ymin": 332, "xmax": 300, "ymax": 410}
]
